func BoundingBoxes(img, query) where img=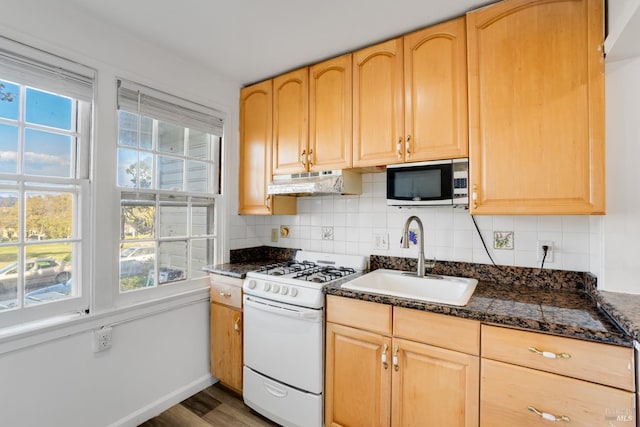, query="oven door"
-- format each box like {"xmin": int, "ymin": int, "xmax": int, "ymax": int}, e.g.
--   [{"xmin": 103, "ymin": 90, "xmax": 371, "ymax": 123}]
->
[{"xmin": 243, "ymin": 294, "xmax": 324, "ymax": 394}]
